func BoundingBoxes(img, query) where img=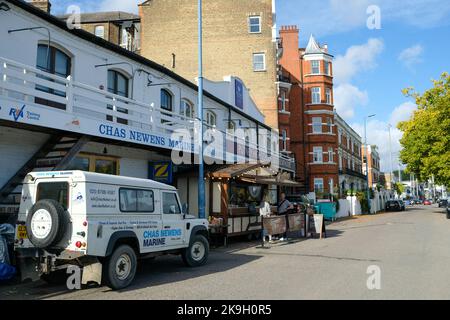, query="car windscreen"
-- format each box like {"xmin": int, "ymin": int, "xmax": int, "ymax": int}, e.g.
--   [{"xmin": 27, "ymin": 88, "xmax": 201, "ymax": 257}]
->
[{"xmin": 36, "ymin": 182, "xmax": 69, "ymax": 210}]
